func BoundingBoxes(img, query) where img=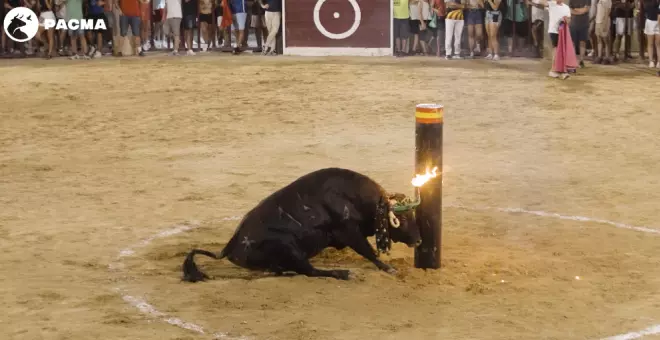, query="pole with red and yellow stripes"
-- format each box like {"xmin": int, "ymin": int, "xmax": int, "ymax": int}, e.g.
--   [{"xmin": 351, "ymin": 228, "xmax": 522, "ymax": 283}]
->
[{"xmin": 413, "ymin": 104, "xmax": 443, "ymax": 269}]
